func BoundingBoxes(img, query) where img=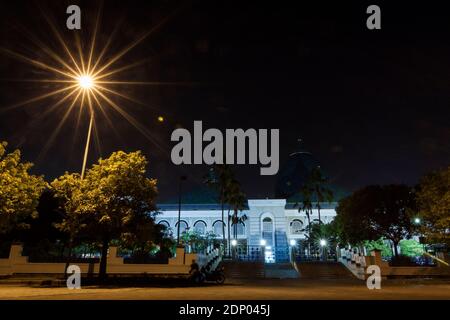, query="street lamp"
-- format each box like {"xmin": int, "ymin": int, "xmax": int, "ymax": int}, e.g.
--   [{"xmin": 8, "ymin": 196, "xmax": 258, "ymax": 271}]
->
[
  {"xmin": 290, "ymin": 239, "xmax": 296, "ymax": 246},
  {"xmin": 78, "ymin": 74, "xmax": 96, "ymax": 180},
  {"xmin": 414, "ymin": 217, "xmax": 421, "ymax": 225},
  {"xmin": 260, "ymin": 239, "xmax": 267, "ymax": 246},
  {"xmin": 319, "ymin": 239, "xmax": 327, "ymax": 261},
  {"xmin": 231, "ymin": 239, "xmax": 237, "ymax": 247}
]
